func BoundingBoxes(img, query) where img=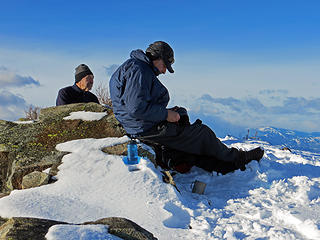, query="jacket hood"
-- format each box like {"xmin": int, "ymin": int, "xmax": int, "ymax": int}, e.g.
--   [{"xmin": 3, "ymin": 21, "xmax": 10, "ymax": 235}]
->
[
  {"xmin": 130, "ymin": 49, "xmax": 150, "ymax": 63},
  {"xmin": 130, "ymin": 49, "xmax": 160, "ymax": 75}
]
